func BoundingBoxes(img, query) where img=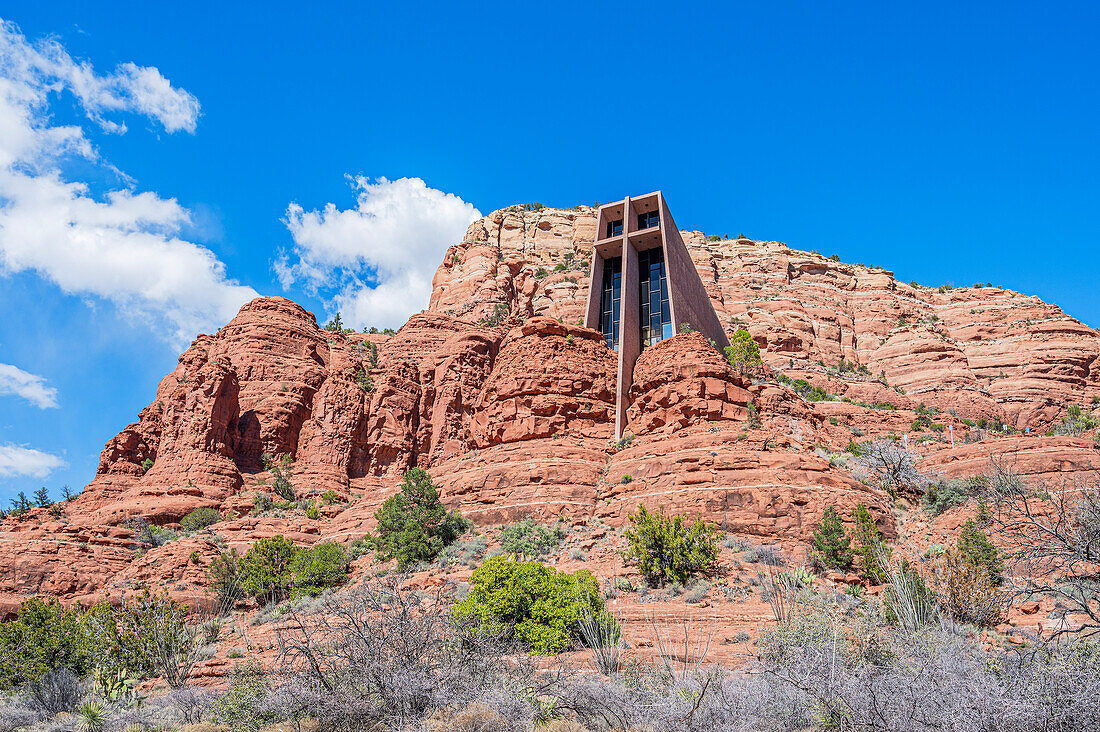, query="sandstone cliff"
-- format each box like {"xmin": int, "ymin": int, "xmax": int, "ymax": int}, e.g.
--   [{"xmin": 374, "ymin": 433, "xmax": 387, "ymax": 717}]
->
[{"xmin": 2, "ymin": 204, "xmax": 1097, "ymax": 624}]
